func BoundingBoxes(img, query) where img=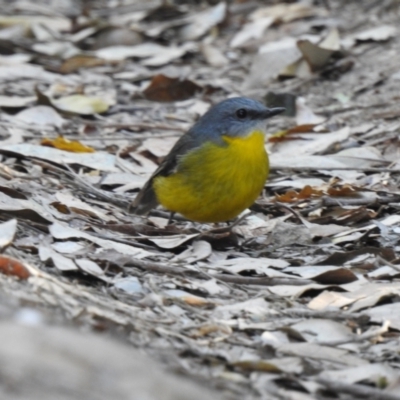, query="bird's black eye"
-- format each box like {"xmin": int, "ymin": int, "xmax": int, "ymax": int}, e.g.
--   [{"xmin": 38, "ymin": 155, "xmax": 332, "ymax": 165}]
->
[{"xmin": 236, "ymin": 108, "xmax": 247, "ymax": 119}]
